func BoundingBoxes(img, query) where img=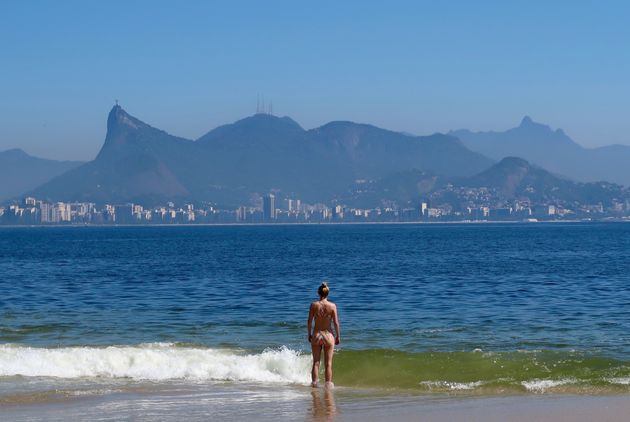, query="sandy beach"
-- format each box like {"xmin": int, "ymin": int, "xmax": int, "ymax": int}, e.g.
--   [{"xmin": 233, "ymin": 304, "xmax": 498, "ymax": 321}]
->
[{"xmin": 2, "ymin": 383, "xmax": 630, "ymax": 422}]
